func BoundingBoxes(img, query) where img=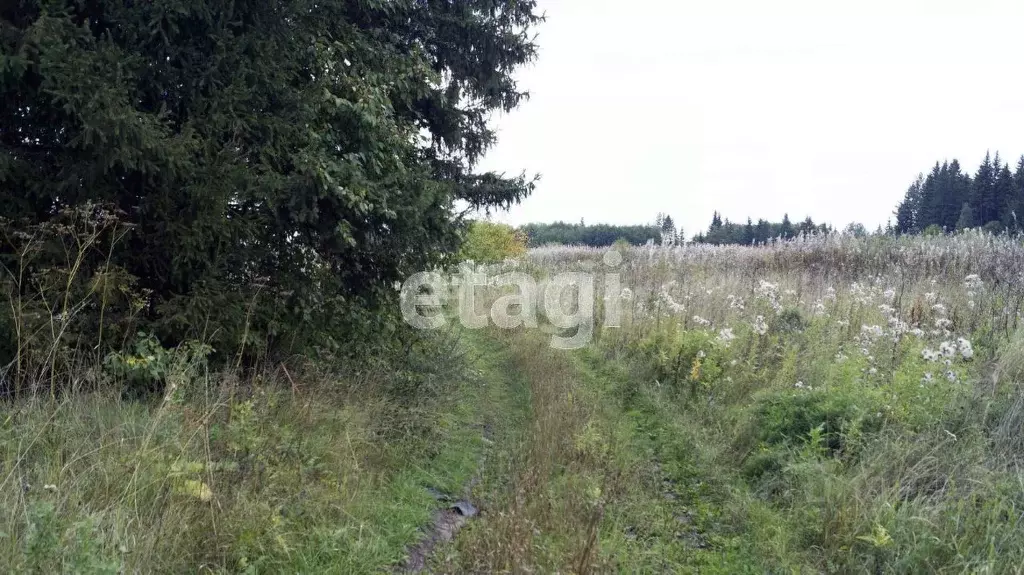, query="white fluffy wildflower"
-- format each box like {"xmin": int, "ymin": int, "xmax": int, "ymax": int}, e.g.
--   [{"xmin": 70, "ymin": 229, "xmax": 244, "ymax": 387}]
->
[
  {"xmin": 661, "ymin": 292, "xmax": 686, "ymax": 314},
  {"xmin": 753, "ymin": 315, "xmax": 769, "ymax": 336},
  {"xmin": 755, "ymin": 280, "xmax": 783, "ymax": 313},
  {"xmin": 888, "ymin": 317, "xmax": 909, "ymax": 337},
  {"xmin": 717, "ymin": 328, "xmax": 736, "ymax": 346},
  {"xmin": 964, "ymin": 274, "xmax": 983, "ymax": 290},
  {"xmin": 861, "ymin": 324, "xmax": 884, "ymax": 338},
  {"xmin": 939, "ymin": 340, "xmax": 957, "ymax": 358},
  {"xmin": 957, "ymin": 337, "xmax": 974, "ymax": 359},
  {"xmin": 850, "ymin": 282, "xmax": 874, "ymax": 305},
  {"xmin": 692, "ymin": 315, "xmax": 711, "ymax": 327},
  {"xmin": 812, "ymin": 300, "xmax": 826, "ymax": 316}
]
